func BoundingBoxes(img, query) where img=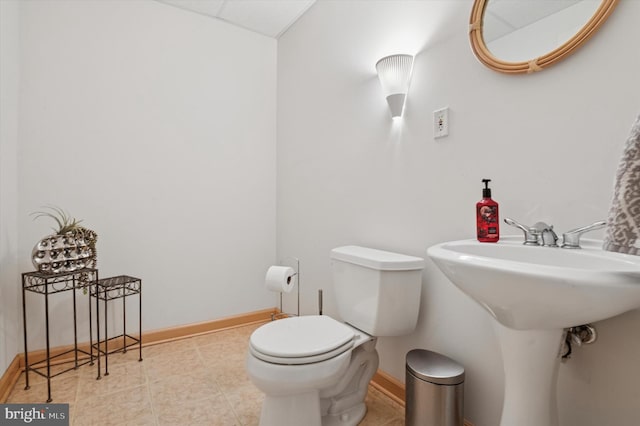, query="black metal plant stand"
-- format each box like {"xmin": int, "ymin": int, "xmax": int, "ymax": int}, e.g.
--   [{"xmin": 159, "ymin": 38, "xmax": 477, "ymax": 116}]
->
[
  {"xmin": 90, "ymin": 275, "xmax": 142, "ymax": 379},
  {"xmin": 21, "ymin": 268, "xmax": 98, "ymax": 403}
]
